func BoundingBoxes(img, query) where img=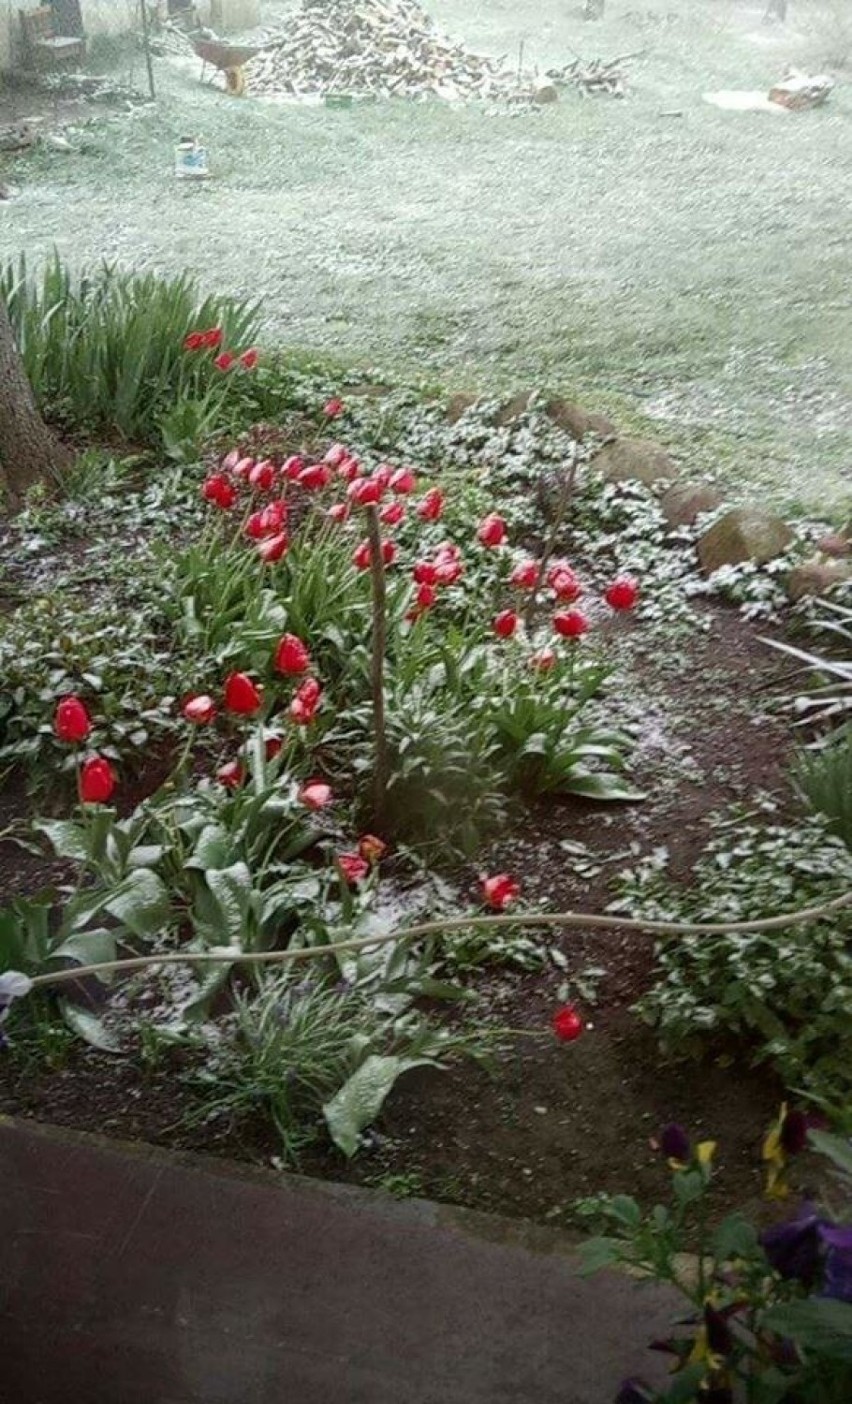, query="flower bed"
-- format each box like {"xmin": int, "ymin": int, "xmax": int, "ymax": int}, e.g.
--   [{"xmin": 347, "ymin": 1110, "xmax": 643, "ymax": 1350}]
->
[{"xmin": 1, "ymin": 323, "xmax": 851, "ymax": 1254}]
